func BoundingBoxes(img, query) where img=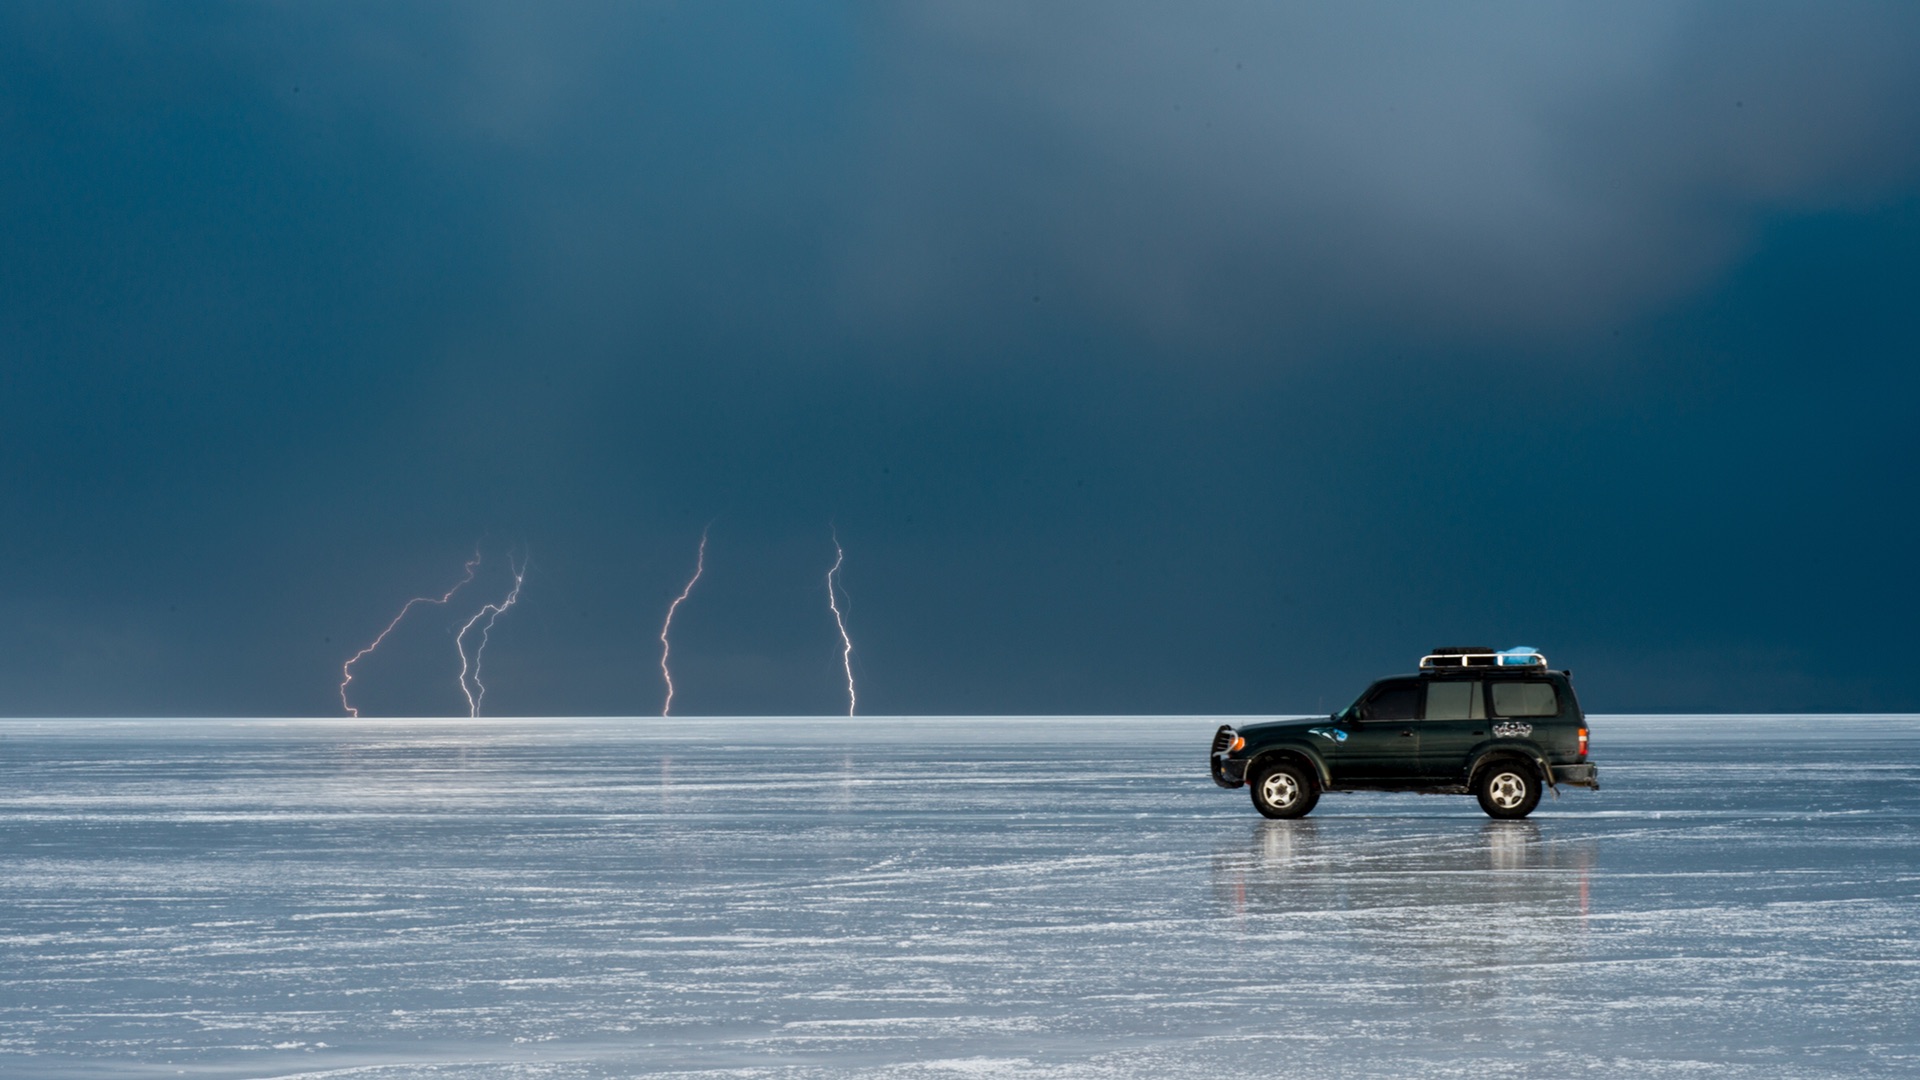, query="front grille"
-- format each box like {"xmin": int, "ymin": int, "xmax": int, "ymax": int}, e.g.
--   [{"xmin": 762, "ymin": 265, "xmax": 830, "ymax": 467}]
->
[{"xmin": 1211, "ymin": 725, "xmax": 1237, "ymax": 754}]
